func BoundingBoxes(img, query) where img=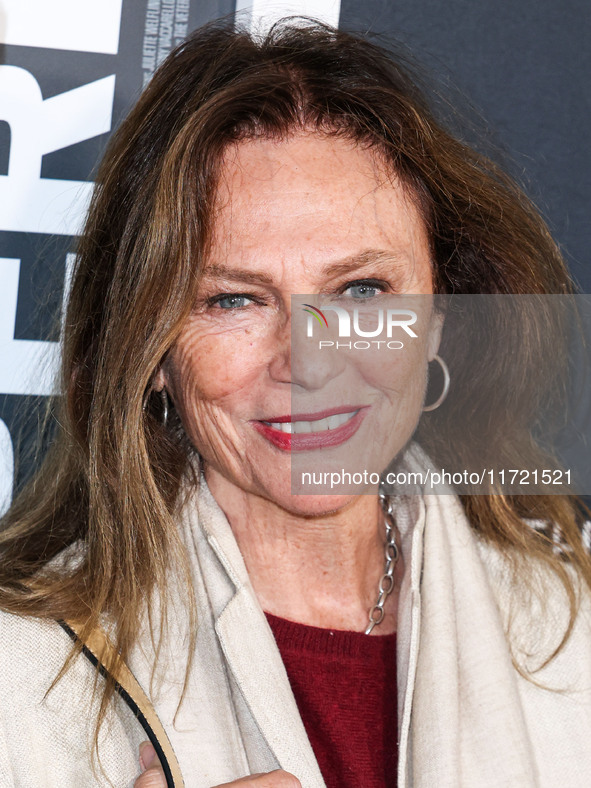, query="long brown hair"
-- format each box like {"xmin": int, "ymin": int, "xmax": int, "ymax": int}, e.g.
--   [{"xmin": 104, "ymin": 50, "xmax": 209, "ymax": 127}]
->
[{"xmin": 1, "ymin": 18, "xmax": 589, "ymax": 753}]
